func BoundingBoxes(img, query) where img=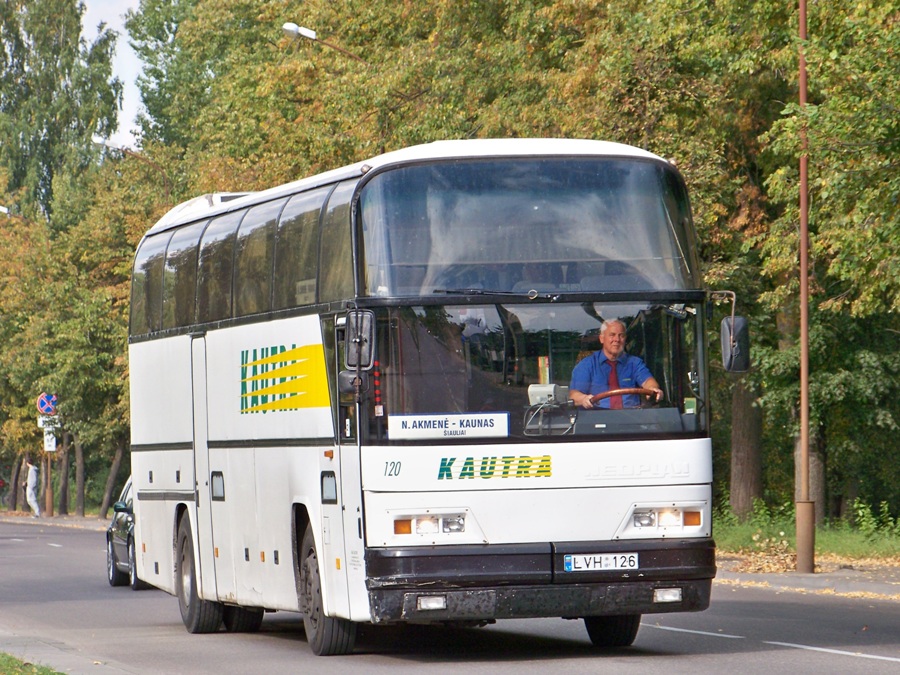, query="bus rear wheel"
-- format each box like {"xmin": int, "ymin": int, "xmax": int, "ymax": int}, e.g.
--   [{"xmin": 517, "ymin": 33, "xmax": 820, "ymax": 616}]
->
[
  {"xmin": 176, "ymin": 516, "xmax": 223, "ymax": 633},
  {"xmin": 223, "ymin": 606, "xmax": 264, "ymax": 633},
  {"xmin": 300, "ymin": 524, "xmax": 356, "ymax": 655},
  {"xmin": 584, "ymin": 614, "xmax": 641, "ymax": 648}
]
